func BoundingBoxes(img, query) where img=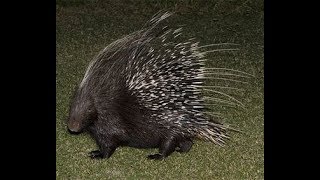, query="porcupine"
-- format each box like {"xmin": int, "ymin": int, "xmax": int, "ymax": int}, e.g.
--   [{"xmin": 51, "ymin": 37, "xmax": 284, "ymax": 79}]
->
[{"xmin": 67, "ymin": 12, "xmax": 252, "ymax": 160}]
